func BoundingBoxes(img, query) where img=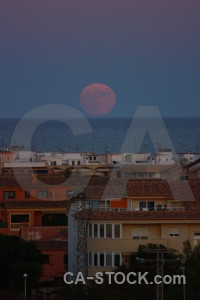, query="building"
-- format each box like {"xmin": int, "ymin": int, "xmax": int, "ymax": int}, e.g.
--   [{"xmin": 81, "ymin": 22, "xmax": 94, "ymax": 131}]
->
[
  {"xmin": 0, "ymin": 174, "xmax": 71, "ymax": 235},
  {"xmin": 21, "ymin": 226, "xmax": 67, "ymax": 281},
  {"xmin": 184, "ymin": 158, "xmax": 200, "ymax": 179},
  {"xmin": 68, "ymin": 178, "xmax": 200, "ymax": 276},
  {"xmin": 0, "ymin": 172, "xmax": 71, "ymax": 281},
  {"xmin": 85, "ymin": 209, "xmax": 200, "ymax": 275}
]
